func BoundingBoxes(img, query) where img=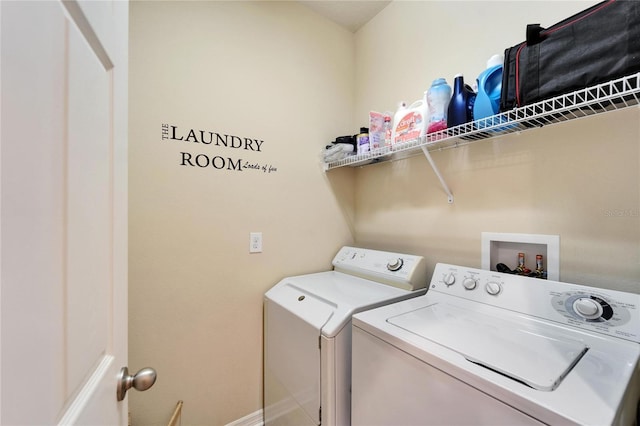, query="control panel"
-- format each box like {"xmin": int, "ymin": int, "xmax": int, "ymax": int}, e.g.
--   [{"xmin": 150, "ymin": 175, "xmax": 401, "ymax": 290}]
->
[
  {"xmin": 332, "ymin": 246, "xmax": 428, "ymax": 291},
  {"xmin": 430, "ymin": 263, "xmax": 640, "ymax": 343},
  {"xmin": 434, "ymin": 265, "xmax": 507, "ymax": 299}
]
